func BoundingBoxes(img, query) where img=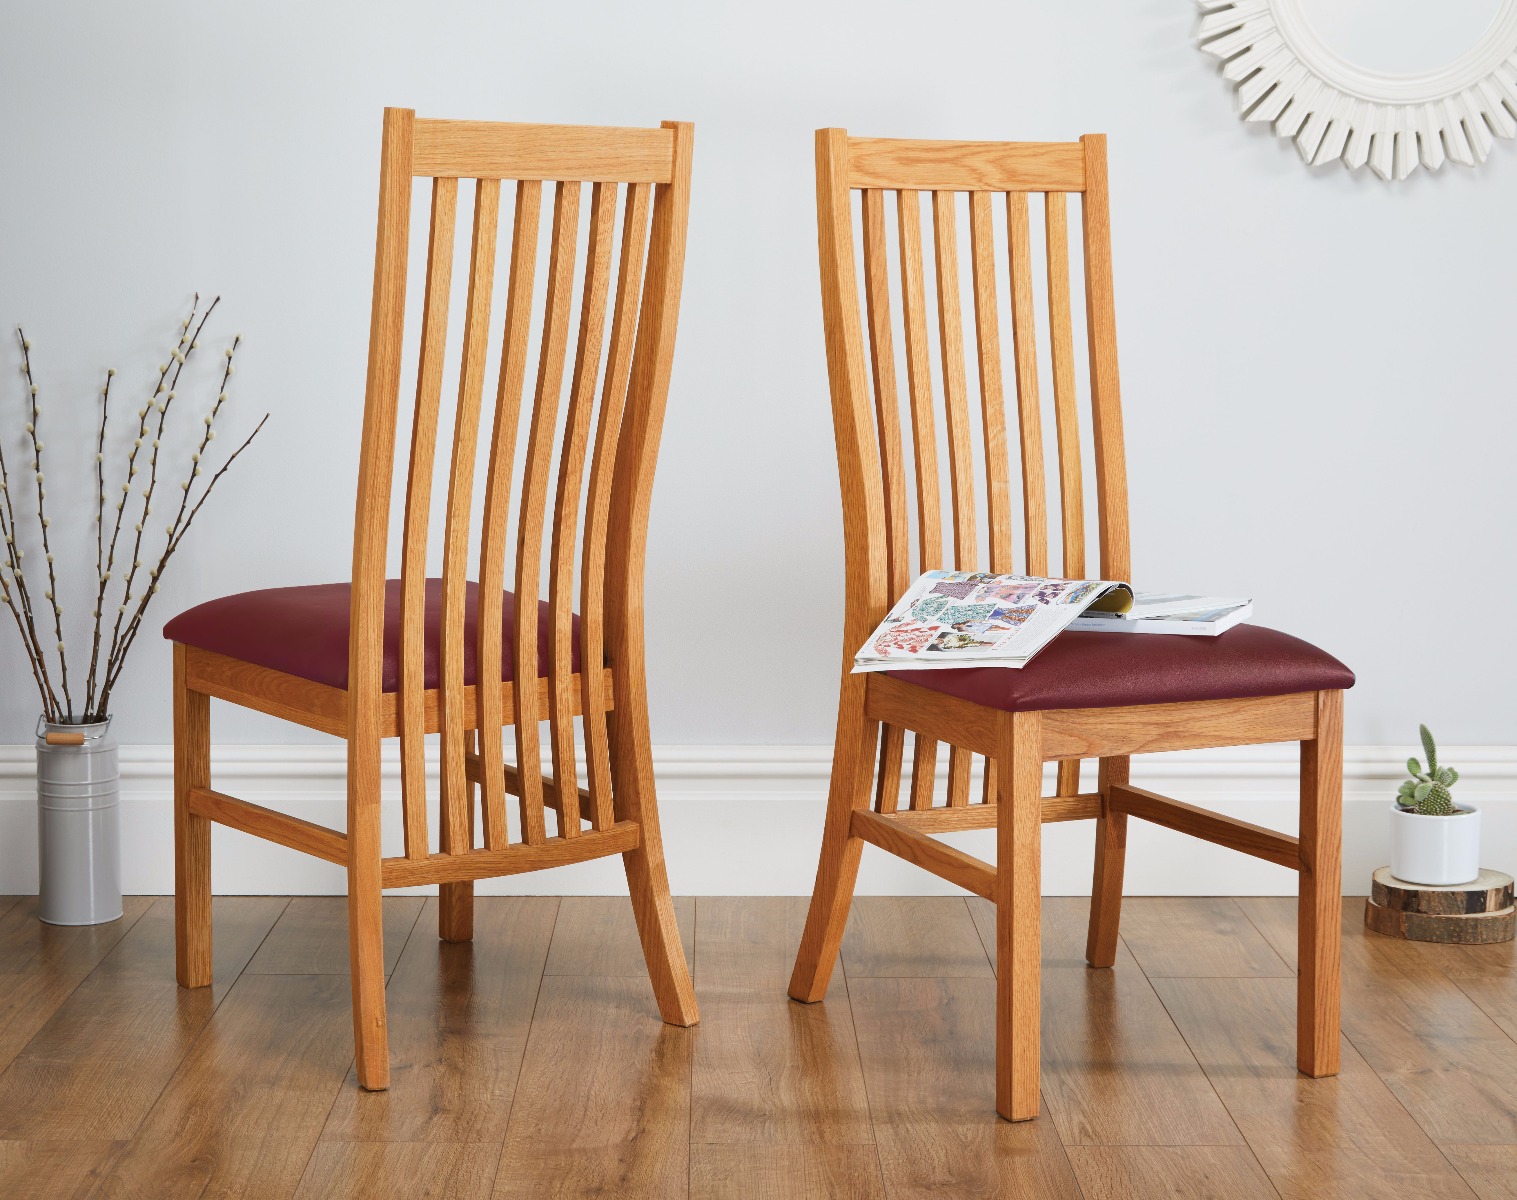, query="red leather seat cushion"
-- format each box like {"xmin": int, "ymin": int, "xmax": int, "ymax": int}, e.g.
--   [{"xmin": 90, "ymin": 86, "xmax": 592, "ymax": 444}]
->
[
  {"xmin": 162, "ymin": 580, "xmax": 580, "ymax": 693},
  {"xmin": 885, "ymin": 624, "xmax": 1353, "ymax": 712}
]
